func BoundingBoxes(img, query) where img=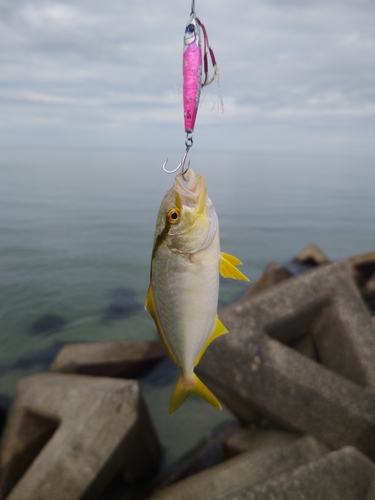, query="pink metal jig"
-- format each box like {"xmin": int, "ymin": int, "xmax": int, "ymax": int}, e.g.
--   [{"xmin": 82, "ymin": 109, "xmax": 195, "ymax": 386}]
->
[{"xmin": 163, "ymin": 0, "xmax": 218, "ymax": 176}]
